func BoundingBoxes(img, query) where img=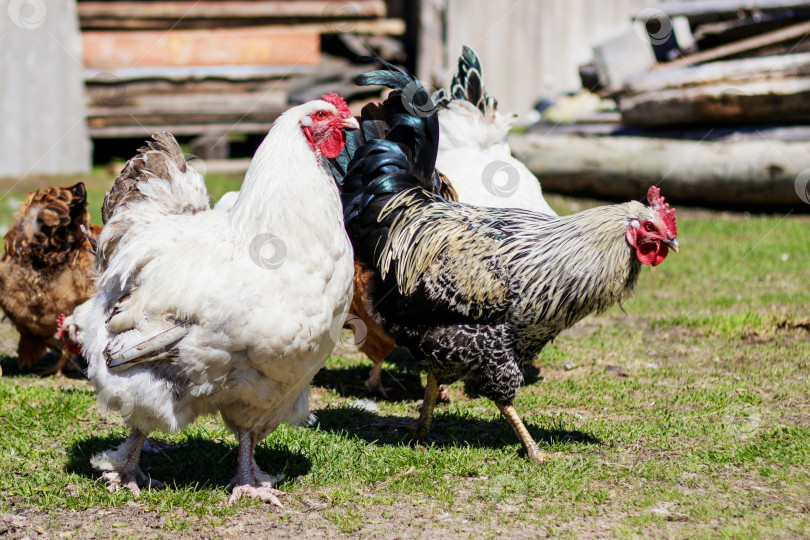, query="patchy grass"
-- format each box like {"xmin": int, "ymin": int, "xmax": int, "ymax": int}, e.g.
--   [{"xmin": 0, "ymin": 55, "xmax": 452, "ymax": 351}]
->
[{"xmin": 0, "ymin": 187, "xmax": 809, "ymax": 538}]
